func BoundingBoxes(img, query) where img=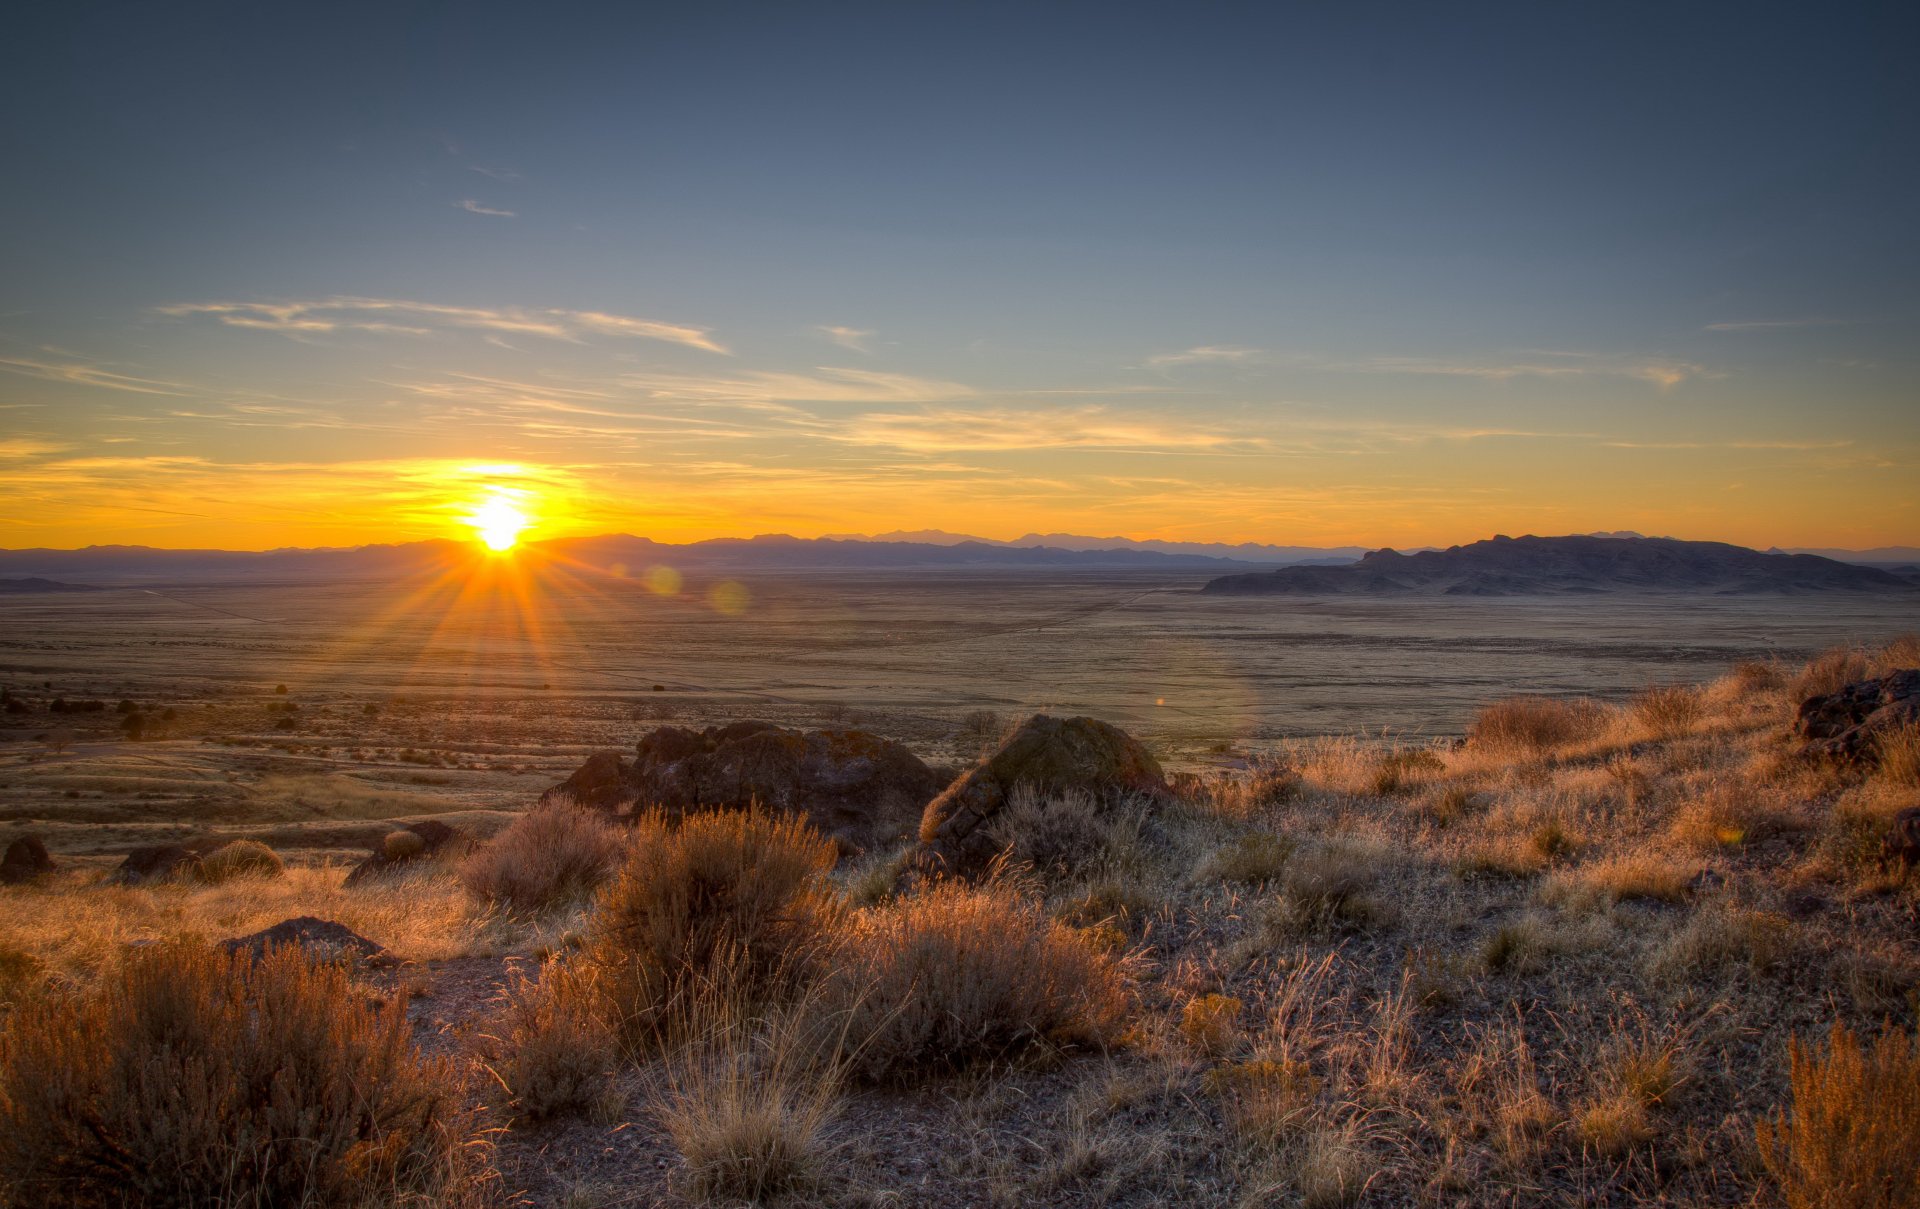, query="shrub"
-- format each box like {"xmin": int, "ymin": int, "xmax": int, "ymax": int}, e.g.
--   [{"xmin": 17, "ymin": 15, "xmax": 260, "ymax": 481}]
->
[
  {"xmin": 1647, "ymin": 904, "xmax": 1796, "ymax": 979},
  {"xmin": 1370, "ymin": 748, "xmax": 1445, "ymax": 795},
  {"xmin": 0, "ymin": 942, "xmax": 473, "ymax": 1208},
  {"xmin": 958, "ymin": 709, "xmax": 1004, "ymax": 753},
  {"xmin": 586, "ymin": 807, "xmax": 838, "ymax": 1049},
  {"xmin": 1193, "ymin": 831, "xmax": 1294, "ymax": 886},
  {"xmin": 486, "ymin": 958, "xmax": 616, "ymax": 1123},
  {"xmin": 1757, "ymin": 1021, "xmax": 1920, "ymax": 1209},
  {"xmin": 1254, "ymin": 843, "xmax": 1387, "ymax": 938},
  {"xmin": 1467, "ymin": 696, "xmax": 1608, "ymax": 751},
  {"xmin": 193, "ymin": 839, "xmax": 286, "ymax": 884},
  {"xmin": 1874, "ymin": 723, "xmax": 1920, "ymax": 788},
  {"xmin": 385, "ymin": 829, "xmax": 428, "ymax": 860},
  {"xmin": 461, "ymin": 795, "xmax": 624, "ymax": 912},
  {"xmin": 1204, "ymin": 757, "xmax": 1303, "ymax": 819},
  {"xmin": 1631, "ymin": 684, "xmax": 1705, "ymax": 738},
  {"xmin": 980, "ymin": 786, "xmax": 1154, "ymax": 883},
  {"xmin": 1180, "ymin": 993, "xmax": 1243, "ymax": 1056},
  {"xmin": 1541, "ymin": 851, "xmax": 1695, "ymax": 910},
  {"xmin": 820, "ymin": 880, "xmax": 1128, "ymax": 1082}
]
